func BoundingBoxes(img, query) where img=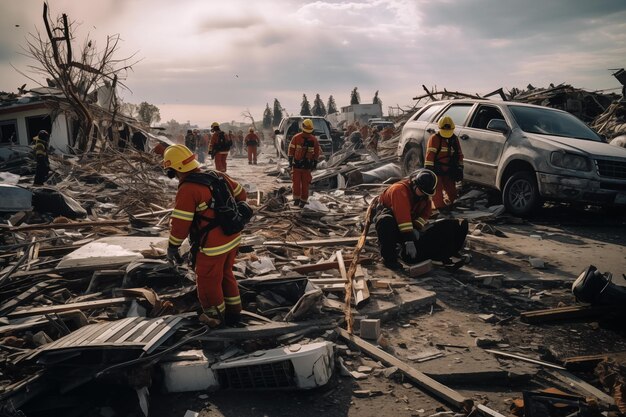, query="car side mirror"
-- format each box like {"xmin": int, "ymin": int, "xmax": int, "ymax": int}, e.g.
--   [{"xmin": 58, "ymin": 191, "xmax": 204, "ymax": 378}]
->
[
  {"xmin": 274, "ymin": 129, "xmax": 280, "ymax": 135},
  {"xmin": 487, "ymin": 119, "xmax": 509, "ymax": 134}
]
